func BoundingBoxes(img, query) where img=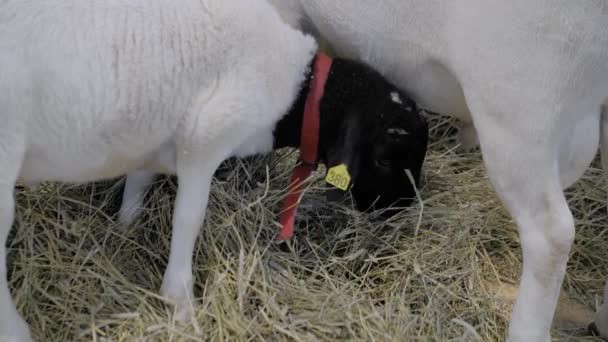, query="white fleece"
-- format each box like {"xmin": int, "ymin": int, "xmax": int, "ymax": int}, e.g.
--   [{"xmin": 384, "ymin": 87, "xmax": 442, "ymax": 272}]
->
[{"xmin": 0, "ymin": 1, "xmax": 317, "ymax": 341}]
